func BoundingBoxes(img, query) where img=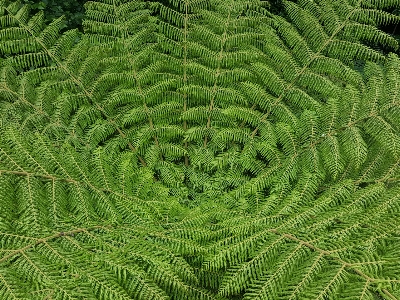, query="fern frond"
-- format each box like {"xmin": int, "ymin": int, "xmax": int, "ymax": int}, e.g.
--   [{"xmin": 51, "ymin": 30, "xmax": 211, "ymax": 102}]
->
[{"xmin": 1, "ymin": 0, "xmax": 400, "ymax": 298}]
